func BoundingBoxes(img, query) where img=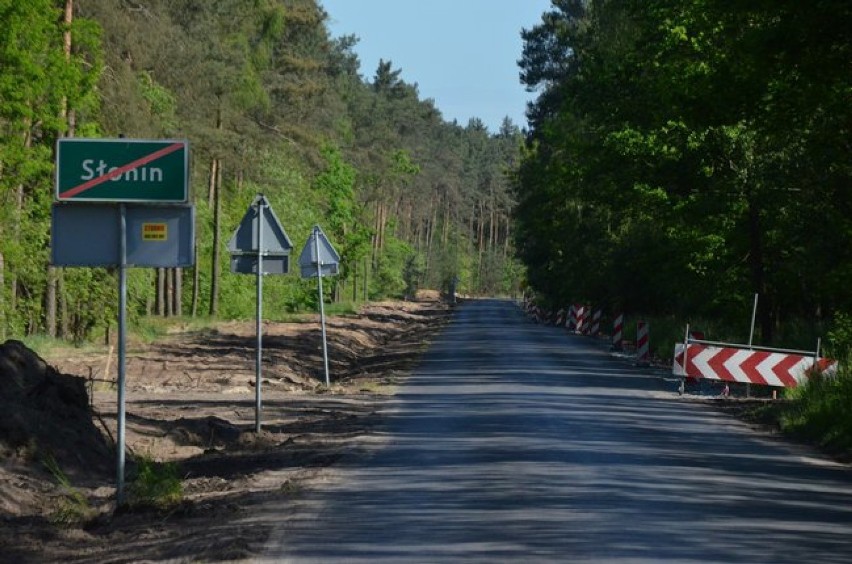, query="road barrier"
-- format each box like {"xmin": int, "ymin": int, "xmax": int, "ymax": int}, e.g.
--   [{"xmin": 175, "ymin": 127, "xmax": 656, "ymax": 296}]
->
[
  {"xmin": 673, "ymin": 336, "xmax": 836, "ymax": 388},
  {"xmin": 636, "ymin": 321, "xmax": 650, "ymax": 364},
  {"xmin": 567, "ymin": 304, "xmax": 578, "ymax": 331},
  {"xmin": 590, "ymin": 309, "xmax": 602, "ymax": 336},
  {"xmin": 612, "ymin": 313, "xmax": 624, "ymax": 349},
  {"xmin": 576, "ymin": 305, "xmax": 589, "ymax": 334}
]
